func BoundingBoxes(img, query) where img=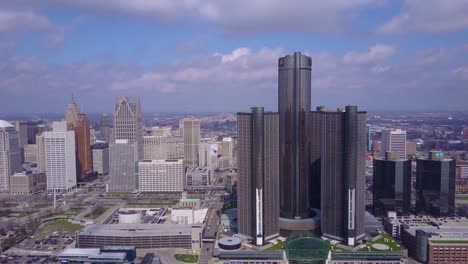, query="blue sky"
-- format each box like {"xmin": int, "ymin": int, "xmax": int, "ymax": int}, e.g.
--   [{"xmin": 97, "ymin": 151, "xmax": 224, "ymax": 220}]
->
[{"xmin": 0, "ymin": 0, "xmax": 468, "ymax": 113}]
